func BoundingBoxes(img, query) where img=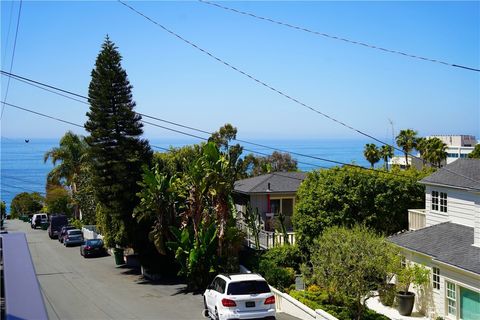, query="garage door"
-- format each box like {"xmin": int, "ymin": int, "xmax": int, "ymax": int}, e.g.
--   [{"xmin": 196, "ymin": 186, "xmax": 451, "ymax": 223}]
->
[{"xmin": 460, "ymin": 287, "xmax": 480, "ymax": 320}]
